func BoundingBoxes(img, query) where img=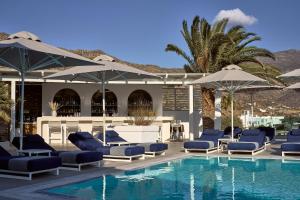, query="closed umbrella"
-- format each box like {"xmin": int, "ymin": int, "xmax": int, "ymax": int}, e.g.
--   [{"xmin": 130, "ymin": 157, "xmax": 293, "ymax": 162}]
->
[
  {"xmin": 0, "ymin": 31, "xmax": 97, "ymax": 149},
  {"xmin": 192, "ymin": 65, "xmax": 267, "ymax": 139},
  {"xmin": 44, "ymin": 61, "xmax": 159, "ymax": 145}
]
